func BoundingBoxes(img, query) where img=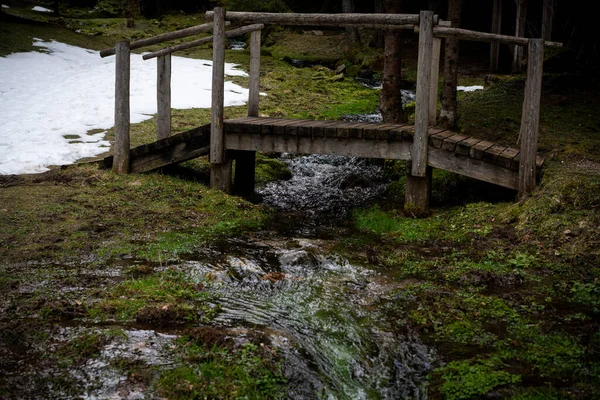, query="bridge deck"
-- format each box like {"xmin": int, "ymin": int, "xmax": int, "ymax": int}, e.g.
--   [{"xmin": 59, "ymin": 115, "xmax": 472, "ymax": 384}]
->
[
  {"xmin": 102, "ymin": 117, "xmax": 543, "ymax": 191},
  {"xmin": 224, "ymin": 117, "xmax": 544, "ymax": 190}
]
